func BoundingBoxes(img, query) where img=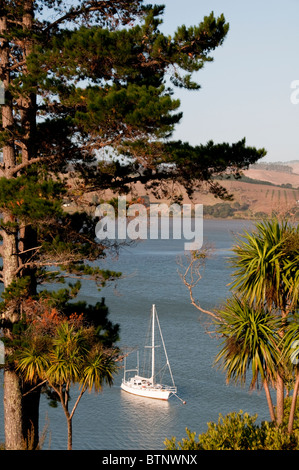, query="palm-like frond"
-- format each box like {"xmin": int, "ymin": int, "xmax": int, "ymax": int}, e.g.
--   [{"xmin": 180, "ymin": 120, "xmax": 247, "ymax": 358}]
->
[
  {"xmin": 17, "ymin": 321, "xmax": 119, "ymax": 391},
  {"xmin": 82, "ymin": 348, "xmax": 119, "ymax": 393},
  {"xmin": 282, "ymin": 313, "xmax": 299, "ymax": 365},
  {"xmin": 17, "ymin": 345, "xmax": 50, "ymax": 383},
  {"xmin": 215, "ymin": 296, "xmax": 281, "ymax": 388},
  {"xmin": 230, "ymin": 219, "xmax": 299, "ymax": 311},
  {"xmin": 47, "ymin": 348, "xmax": 82, "ymax": 385}
]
